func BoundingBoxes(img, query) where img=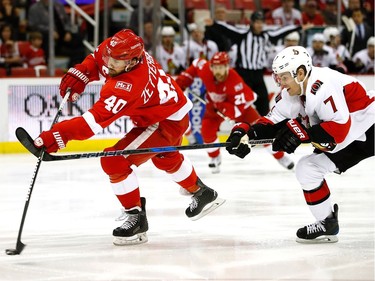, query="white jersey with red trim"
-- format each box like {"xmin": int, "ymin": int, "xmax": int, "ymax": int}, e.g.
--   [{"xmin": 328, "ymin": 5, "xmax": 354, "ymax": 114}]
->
[
  {"xmin": 265, "ymin": 66, "xmax": 374, "ymax": 153},
  {"xmin": 154, "ymin": 44, "xmax": 186, "ymax": 75}
]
